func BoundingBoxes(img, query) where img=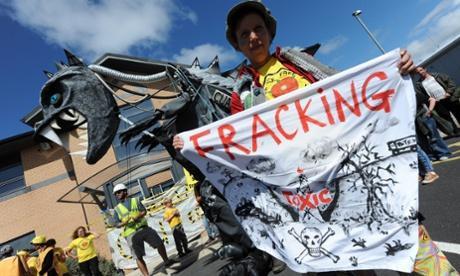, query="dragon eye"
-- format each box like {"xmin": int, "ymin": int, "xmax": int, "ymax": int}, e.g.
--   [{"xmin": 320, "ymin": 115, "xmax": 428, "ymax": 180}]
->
[{"xmin": 50, "ymin": 93, "xmax": 62, "ymax": 107}]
